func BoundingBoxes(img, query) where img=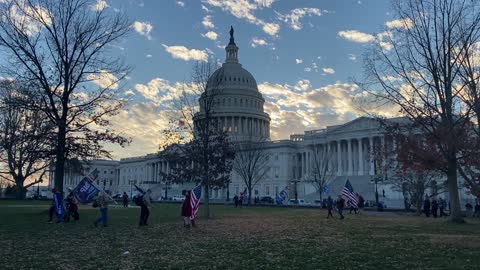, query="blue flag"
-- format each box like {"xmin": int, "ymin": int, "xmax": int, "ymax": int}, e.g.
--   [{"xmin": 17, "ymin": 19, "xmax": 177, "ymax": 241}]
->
[
  {"xmin": 53, "ymin": 191, "xmax": 64, "ymax": 219},
  {"xmin": 276, "ymin": 186, "xmax": 289, "ymax": 205},
  {"xmin": 73, "ymin": 169, "xmax": 100, "ymax": 204}
]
